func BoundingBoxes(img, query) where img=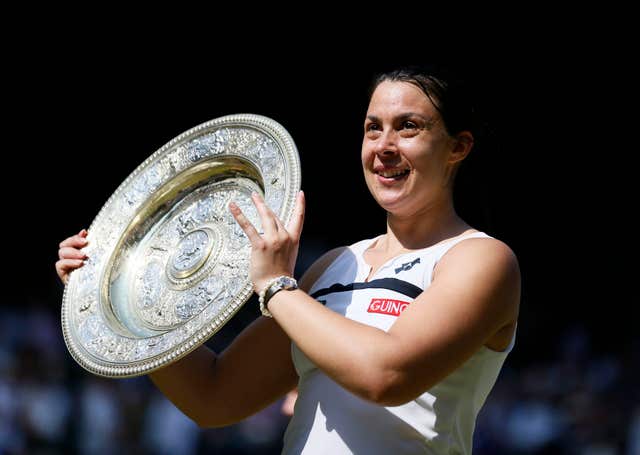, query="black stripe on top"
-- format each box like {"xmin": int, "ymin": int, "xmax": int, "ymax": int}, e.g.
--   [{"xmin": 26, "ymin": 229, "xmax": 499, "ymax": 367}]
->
[{"xmin": 310, "ymin": 278, "xmax": 423, "ymax": 300}]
